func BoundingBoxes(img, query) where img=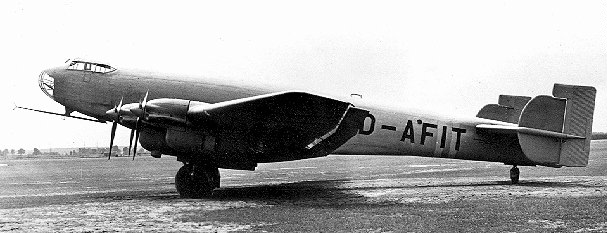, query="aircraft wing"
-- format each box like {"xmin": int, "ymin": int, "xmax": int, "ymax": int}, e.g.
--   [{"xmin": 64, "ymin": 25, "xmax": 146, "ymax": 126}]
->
[{"xmin": 139, "ymin": 91, "xmax": 369, "ymax": 167}]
